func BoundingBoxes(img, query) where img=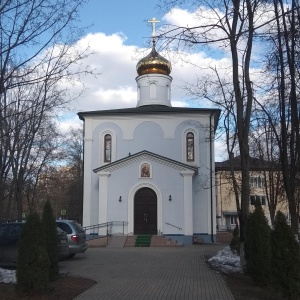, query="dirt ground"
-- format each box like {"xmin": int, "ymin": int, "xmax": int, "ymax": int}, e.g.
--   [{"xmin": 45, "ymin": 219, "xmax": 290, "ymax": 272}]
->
[
  {"xmin": 224, "ymin": 272, "xmax": 284, "ymax": 300},
  {"xmin": 0, "ymin": 276, "xmax": 96, "ymax": 300}
]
